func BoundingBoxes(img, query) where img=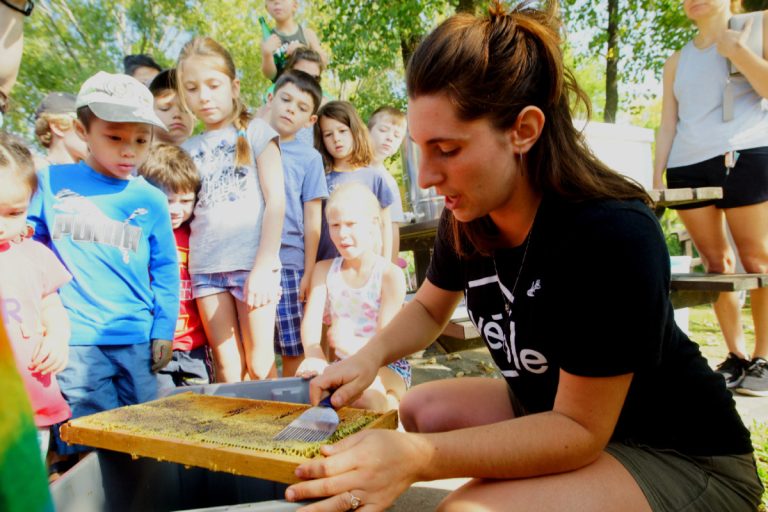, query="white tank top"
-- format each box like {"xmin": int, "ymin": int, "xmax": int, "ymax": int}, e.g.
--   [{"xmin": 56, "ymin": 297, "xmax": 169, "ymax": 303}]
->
[{"xmin": 668, "ymin": 34, "xmax": 768, "ymax": 167}]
